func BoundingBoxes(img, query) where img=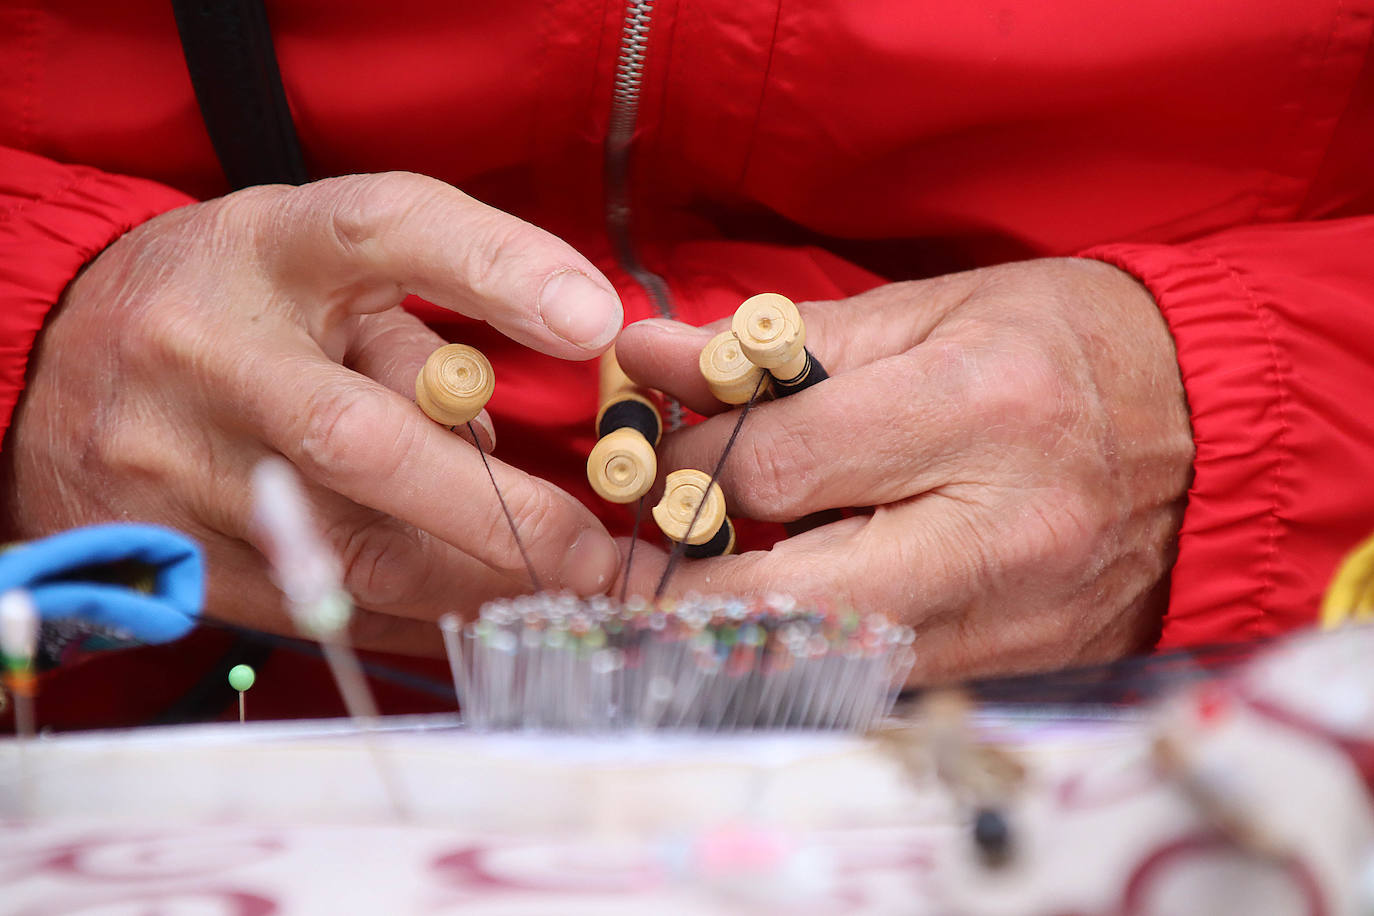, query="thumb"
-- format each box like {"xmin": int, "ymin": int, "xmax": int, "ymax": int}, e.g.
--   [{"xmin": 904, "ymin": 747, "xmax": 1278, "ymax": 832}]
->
[{"xmin": 614, "ymin": 318, "xmax": 727, "ymax": 415}]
